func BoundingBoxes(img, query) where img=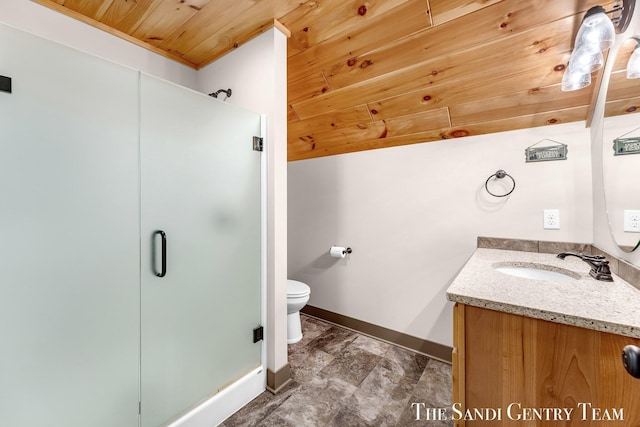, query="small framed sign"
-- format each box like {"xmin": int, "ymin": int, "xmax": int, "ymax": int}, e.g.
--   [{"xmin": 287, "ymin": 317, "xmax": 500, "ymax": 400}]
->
[
  {"xmin": 525, "ymin": 139, "xmax": 568, "ymax": 163},
  {"xmin": 613, "ymin": 136, "xmax": 640, "ymax": 156}
]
